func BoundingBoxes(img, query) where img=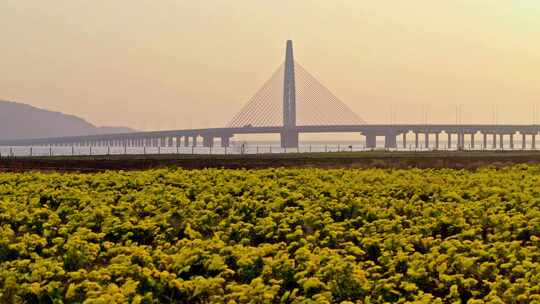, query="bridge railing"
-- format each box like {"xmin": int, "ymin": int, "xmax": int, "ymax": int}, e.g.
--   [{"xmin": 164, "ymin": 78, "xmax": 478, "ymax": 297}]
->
[{"xmin": 0, "ymin": 143, "xmax": 532, "ymax": 158}]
